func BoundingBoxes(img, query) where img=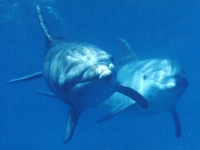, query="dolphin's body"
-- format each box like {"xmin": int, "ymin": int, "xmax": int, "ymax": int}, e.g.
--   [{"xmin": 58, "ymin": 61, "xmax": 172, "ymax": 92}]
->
[
  {"xmin": 99, "ymin": 39, "xmax": 188, "ymax": 138},
  {"xmin": 6, "ymin": 7, "xmax": 148, "ymax": 143}
]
